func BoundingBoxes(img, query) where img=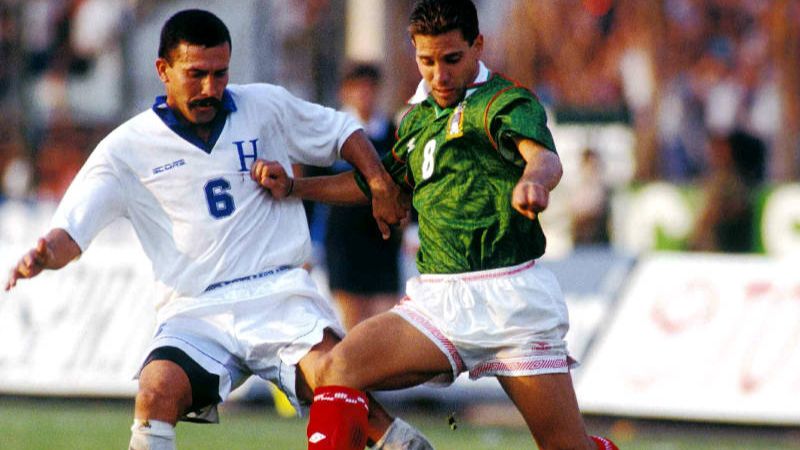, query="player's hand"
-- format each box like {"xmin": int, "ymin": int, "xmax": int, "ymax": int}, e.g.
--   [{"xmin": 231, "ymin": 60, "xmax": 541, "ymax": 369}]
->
[
  {"xmin": 251, "ymin": 159, "xmax": 293, "ymax": 199},
  {"xmin": 512, "ymin": 180, "xmax": 549, "ymax": 221},
  {"xmin": 5, "ymin": 238, "xmax": 53, "ymax": 291},
  {"xmin": 369, "ymin": 177, "xmax": 409, "ymax": 239}
]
